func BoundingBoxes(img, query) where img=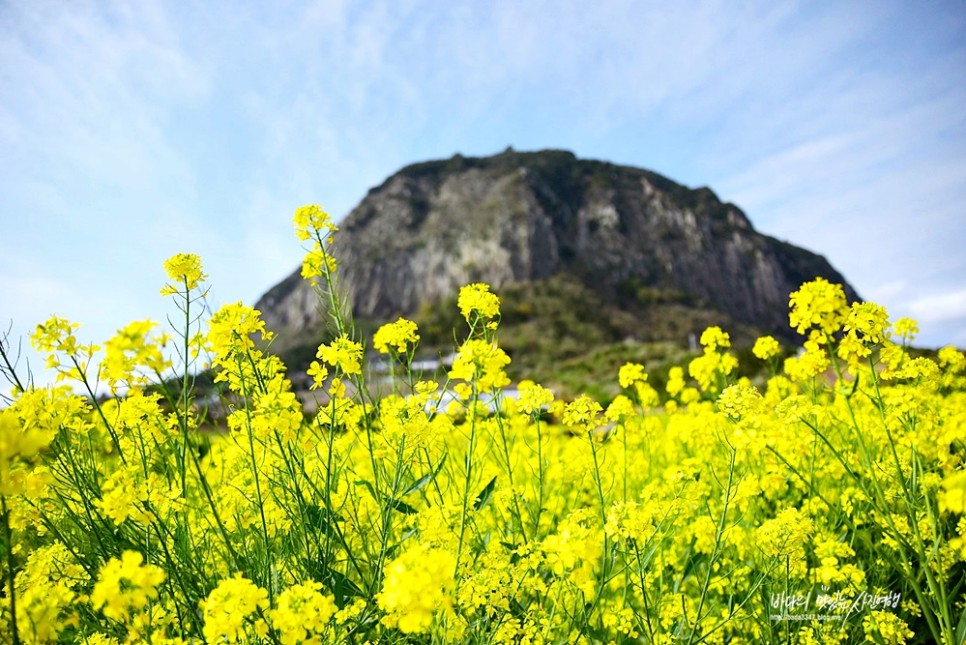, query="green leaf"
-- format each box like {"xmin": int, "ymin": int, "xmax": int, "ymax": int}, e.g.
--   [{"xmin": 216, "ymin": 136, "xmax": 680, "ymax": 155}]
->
[
  {"xmin": 402, "ymin": 453, "xmax": 447, "ymax": 497},
  {"xmin": 354, "ymin": 479, "xmax": 378, "ymax": 500},
  {"xmin": 387, "ymin": 528, "xmax": 417, "ymax": 556},
  {"xmin": 473, "ymin": 476, "xmax": 497, "ymax": 511},
  {"xmin": 304, "ymin": 504, "xmax": 342, "ymax": 537},
  {"xmin": 956, "ymin": 604, "xmax": 966, "ymax": 645},
  {"xmin": 317, "ymin": 562, "xmax": 363, "ymax": 606},
  {"xmin": 385, "ymin": 497, "xmax": 418, "ymax": 515}
]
